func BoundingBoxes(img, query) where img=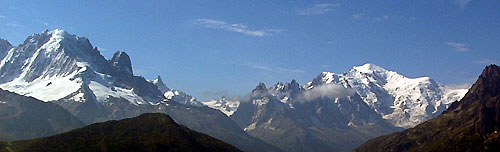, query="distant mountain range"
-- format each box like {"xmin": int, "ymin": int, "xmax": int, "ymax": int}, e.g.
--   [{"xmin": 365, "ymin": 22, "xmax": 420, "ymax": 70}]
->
[
  {"xmin": 0, "ymin": 113, "xmax": 241, "ymax": 152},
  {"xmin": 204, "ymin": 63, "xmax": 467, "ymax": 128},
  {"xmin": 200, "ymin": 64, "xmax": 468, "ymax": 151},
  {"xmin": 356, "ymin": 65, "xmax": 500, "ymax": 152},
  {"xmin": 228, "ymin": 82, "xmax": 399, "ymax": 151},
  {"xmin": 0, "ymin": 29, "xmax": 278, "ymax": 152},
  {"xmin": 0, "ymin": 29, "xmax": 471, "ymax": 151}
]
